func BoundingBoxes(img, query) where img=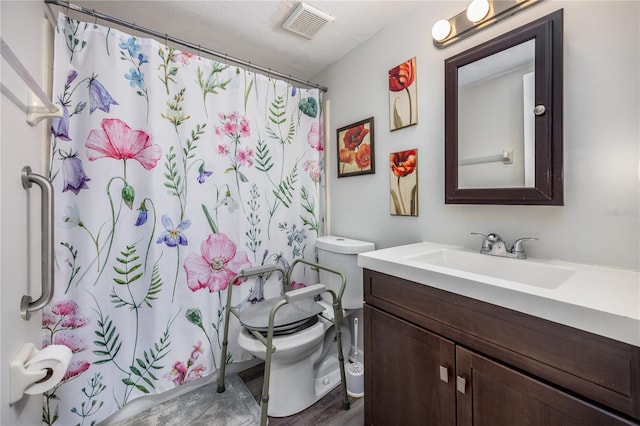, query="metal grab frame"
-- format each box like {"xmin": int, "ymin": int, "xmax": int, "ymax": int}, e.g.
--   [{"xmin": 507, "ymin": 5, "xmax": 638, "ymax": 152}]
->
[
  {"xmin": 20, "ymin": 166, "xmax": 55, "ymax": 320},
  {"xmin": 217, "ymin": 259, "xmax": 350, "ymax": 426}
]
